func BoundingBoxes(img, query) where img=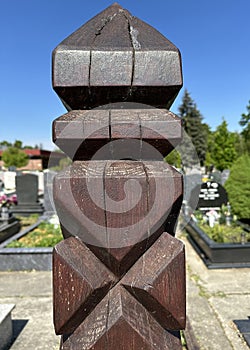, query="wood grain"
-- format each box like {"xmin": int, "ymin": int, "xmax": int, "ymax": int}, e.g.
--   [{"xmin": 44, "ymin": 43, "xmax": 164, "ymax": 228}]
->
[
  {"xmin": 52, "ymin": 3, "xmax": 185, "ymax": 349},
  {"xmin": 52, "ymin": 3, "xmax": 182, "ymax": 110},
  {"xmin": 53, "ymin": 236, "xmax": 117, "ymax": 335},
  {"xmin": 60, "ymin": 286, "xmax": 182, "ymax": 350},
  {"xmin": 52, "ymin": 108, "xmax": 182, "ymax": 160},
  {"xmin": 122, "ymin": 232, "xmax": 186, "ymax": 330}
]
